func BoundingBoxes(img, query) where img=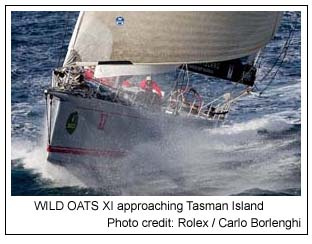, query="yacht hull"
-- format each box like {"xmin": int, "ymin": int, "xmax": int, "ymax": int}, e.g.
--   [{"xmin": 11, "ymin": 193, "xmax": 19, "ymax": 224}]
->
[
  {"xmin": 46, "ymin": 91, "xmax": 217, "ymax": 165},
  {"xmin": 48, "ymin": 91, "xmax": 164, "ymax": 165}
]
